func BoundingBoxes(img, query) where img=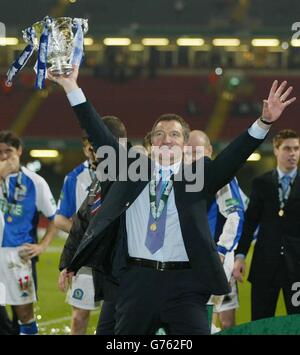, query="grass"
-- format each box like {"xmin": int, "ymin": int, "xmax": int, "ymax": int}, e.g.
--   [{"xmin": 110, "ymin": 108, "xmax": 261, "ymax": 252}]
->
[
  {"xmin": 7, "ymin": 237, "xmax": 287, "ymax": 335},
  {"xmin": 35, "ymin": 237, "xmax": 99, "ymax": 335}
]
